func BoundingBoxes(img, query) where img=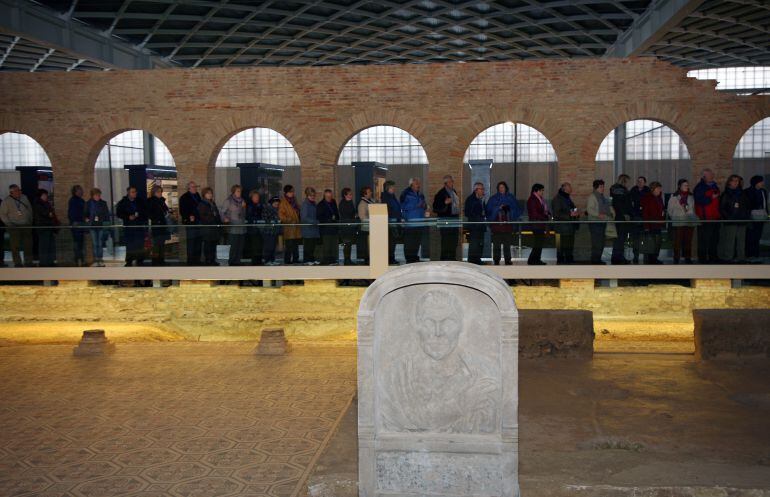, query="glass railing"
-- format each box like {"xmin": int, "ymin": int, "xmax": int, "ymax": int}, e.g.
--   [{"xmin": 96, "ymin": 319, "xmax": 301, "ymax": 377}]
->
[{"xmin": 0, "ymin": 218, "xmax": 767, "ymax": 269}]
